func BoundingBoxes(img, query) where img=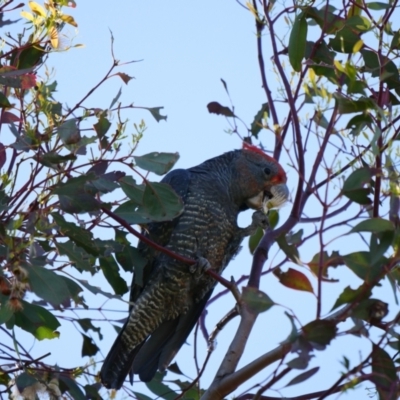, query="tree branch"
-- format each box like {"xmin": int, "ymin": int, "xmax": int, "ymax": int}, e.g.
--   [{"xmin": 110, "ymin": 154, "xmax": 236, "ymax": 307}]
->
[{"xmin": 100, "ymin": 206, "xmax": 240, "ymax": 297}]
